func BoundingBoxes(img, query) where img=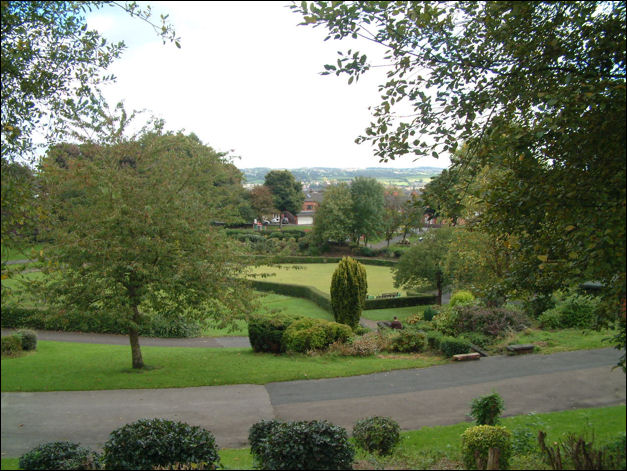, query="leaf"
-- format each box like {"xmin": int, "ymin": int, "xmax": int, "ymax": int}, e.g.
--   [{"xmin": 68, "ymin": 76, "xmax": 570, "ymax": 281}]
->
[{"xmin": 537, "ymin": 255, "xmax": 548, "ymax": 262}]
